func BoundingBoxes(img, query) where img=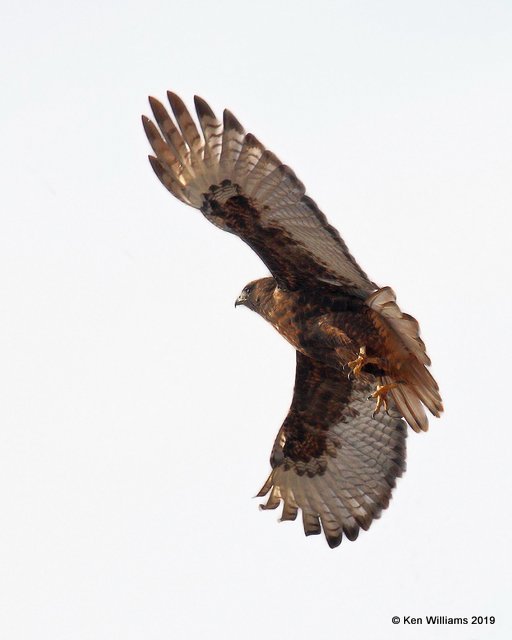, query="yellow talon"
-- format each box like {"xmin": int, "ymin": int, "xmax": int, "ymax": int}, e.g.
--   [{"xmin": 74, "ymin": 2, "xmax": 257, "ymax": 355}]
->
[
  {"xmin": 347, "ymin": 346, "xmax": 383, "ymax": 379},
  {"xmin": 368, "ymin": 383, "xmax": 398, "ymax": 416},
  {"xmin": 347, "ymin": 346, "xmax": 367, "ymax": 378}
]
